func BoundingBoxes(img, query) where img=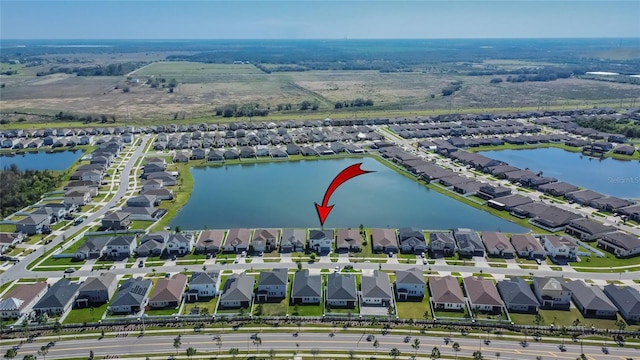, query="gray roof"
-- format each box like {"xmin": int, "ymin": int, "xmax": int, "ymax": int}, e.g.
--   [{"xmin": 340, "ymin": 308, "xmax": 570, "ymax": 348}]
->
[
  {"xmin": 395, "ymin": 268, "xmax": 425, "ymax": 285},
  {"xmin": 258, "ymin": 268, "xmax": 288, "ymax": 287},
  {"xmin": 603, "ymin": 285, "xmax": 640, "ymax": 317},
  {"xmin": 481, "ymin": 232, "xmax": 515, "ymax": 253},
  {"xmin": 281, "ymin": 229, "xmax": 306, "ymax": 248},
  {"xmin": 190, "ymin": 271, "xmax": 220, "ymax": 286},
  {"xmin": 490, "ymin": 194, "xmax": 533, "ymax": 208},
  {"xmin": 326, "ymin": 273, "xmax": 357, "ymax": 301},
  {"xmin": 599, "ymin": 232, "xmax": 640, "ymax": 251},
  {"xmin": 361, "ymin": 271, "xmax": 393, "ymax": 300},
  {"xmin": 196, "ymin": 230, "xmax": 225, "ymax": 248},
  {"xmin": 110, "ymin": 277, "xmax": 152, "ymax": 308},
  {"xmin": 309, "ymin": 229, "xmax": 334, "ymax": 240},
  {"xmin": 292, "ymin": 269, "xmax": 321, "ymax": 298},
  {"xmin": 497, "ymin": 277, "xmax": 540, "ymax": 307},
  {"xmin": 534, "ymin": 277, "xmax": 566, "ymax": 292},
  {"xmin": 103, "ymin": 211, "xmax": 129, "ymax": 221},
  {"xmin": 77, "ymin": 236, "xmax": 112, "ymax": 255},
  {"xmin": 33, "ymin": 279, "xmax": 81, "ymax": 310},
  {"xmin": 220, "ymin": 274, "xmax": 254, "ymax": 302},
  {"xmin": 564, "ymin": 280, "xmax": 617, "ymax": 313},
  {"xmin": 336, "ymin": 228, "xmax": 361, "ymax": 248},
  {"xmin": 108, "ymin": 235, "xmax": 135, "ymax": 246},
  {"xmin": 17, "ymin": 214, "xmax": 48, "ymax": 225},
  {"xmin": 140, "ymin": 232, "xmax": 170, "ymax": 244},
  {"xmin": 78, "ymin": 273, "xmax": 117, "ymax": 293},
  {"xmin": 453, "ymin": 229, "xmax": 484, "ymax": 252},
  {"xmin": 534, "ymin": 206, "xmax": 581, "ymax": 227},
  {"xmin": 567, "ymin": 218, "xmax": 616, "ymax": 235}
]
